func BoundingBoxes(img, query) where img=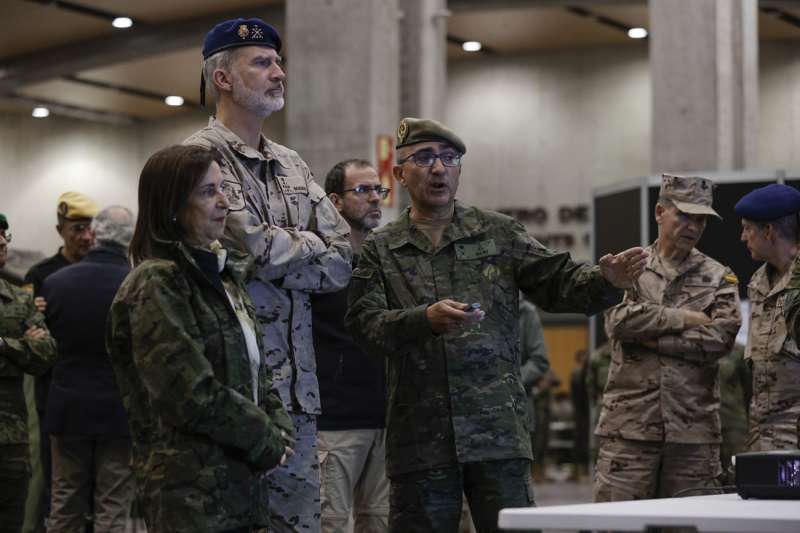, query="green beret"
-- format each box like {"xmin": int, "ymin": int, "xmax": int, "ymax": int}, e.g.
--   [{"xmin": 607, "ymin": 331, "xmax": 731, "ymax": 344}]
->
[
  {"xmin": 0, "ymin": 213, "xmax": 7, "ymax": 231},
  {"xmin": 396, "ymin": 117, "xmax": 466, "ymax": 154}
]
